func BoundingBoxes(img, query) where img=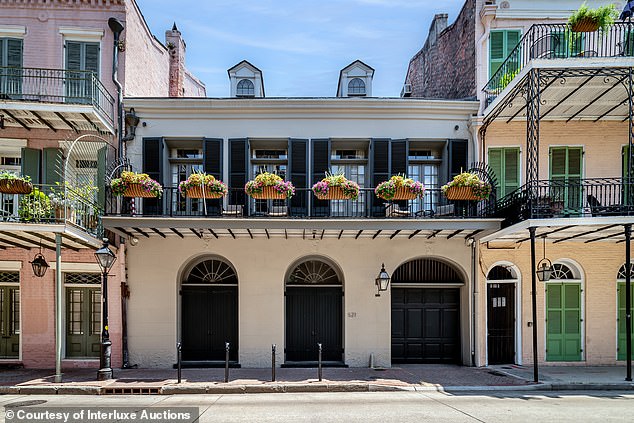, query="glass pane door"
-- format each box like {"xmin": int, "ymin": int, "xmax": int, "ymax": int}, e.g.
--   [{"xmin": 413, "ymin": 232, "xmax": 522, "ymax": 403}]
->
[
  {"xmin": 408, "ymin": 163, "xmax": 438, "ymax": 215},
  {"xmin": 251, "ymin": 164, "xmax": 287, "ymax": 215},
  {"xmin": 331, "ymin": 164, "xmax": 365, "ymax": 217},
  {"xmin": 171, "ymin": 163, "xmax": 203, "ymax": 215}
]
